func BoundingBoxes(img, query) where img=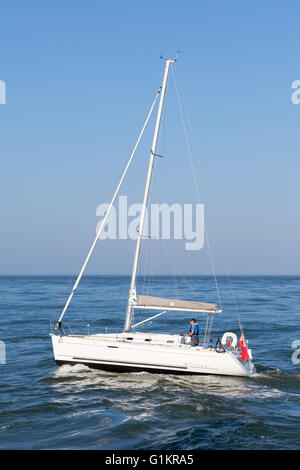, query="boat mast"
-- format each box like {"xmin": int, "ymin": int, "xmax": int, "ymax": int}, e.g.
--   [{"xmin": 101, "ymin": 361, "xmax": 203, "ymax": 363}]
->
[
  {"xmin": 54, "ymin": 90, "xmax": 160, "ymax": 331},
  {"xmin": 124, "ymin": 59, "xmax": 174, "ymax": 332}
]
